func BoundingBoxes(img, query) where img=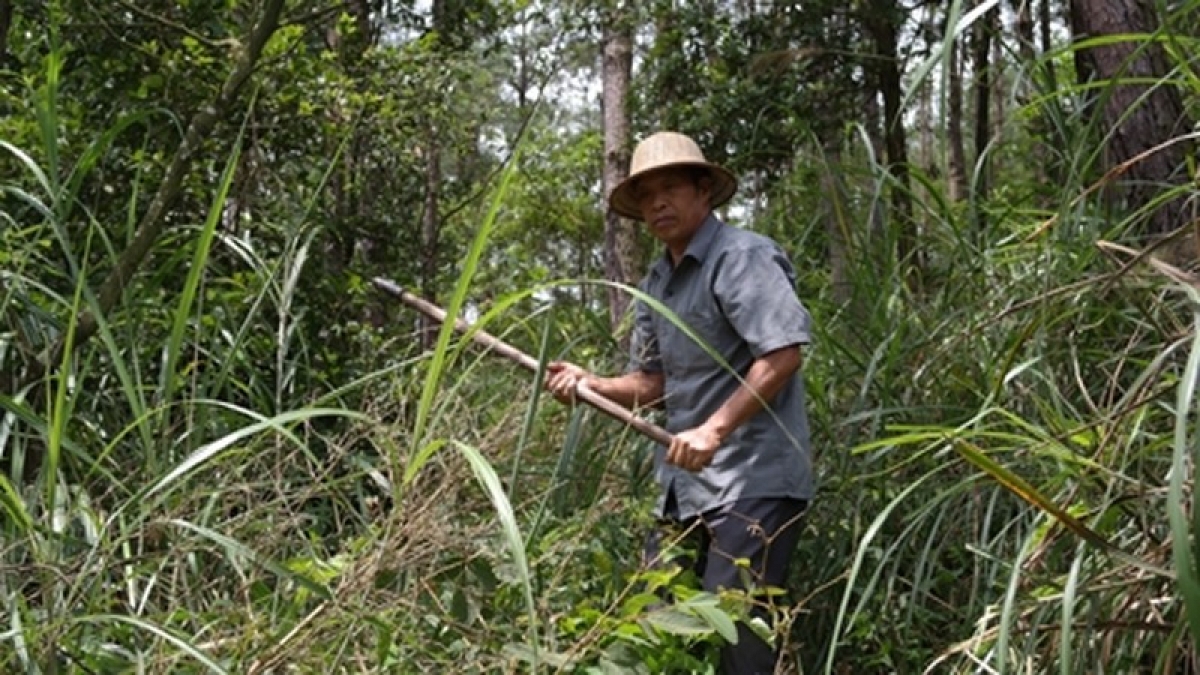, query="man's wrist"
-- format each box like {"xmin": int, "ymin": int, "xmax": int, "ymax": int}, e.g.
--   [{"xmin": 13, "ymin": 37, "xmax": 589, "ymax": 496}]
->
[
  {"xmin": 580, "ymin": 374, "xmax": 602, "ymax": 396},
  {"xmin": 702, "ymin": 418, "xmax": 731, "ymax": 445}
]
